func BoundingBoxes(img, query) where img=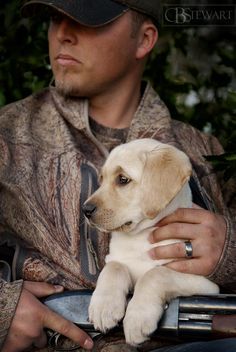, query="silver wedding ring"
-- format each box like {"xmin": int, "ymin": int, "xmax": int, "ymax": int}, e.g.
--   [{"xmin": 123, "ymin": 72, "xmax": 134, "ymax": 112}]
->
[{"xmin": 184, "ymin": 240, "xmax": 193, "ymax": 259}]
